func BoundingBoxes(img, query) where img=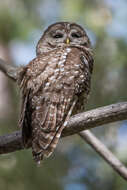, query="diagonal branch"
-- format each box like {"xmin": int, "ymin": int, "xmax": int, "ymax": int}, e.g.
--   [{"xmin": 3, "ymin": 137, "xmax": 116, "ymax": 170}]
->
[{"xmin": 79, "ymin": 130, "xmax": 127, "ymax": 180}]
